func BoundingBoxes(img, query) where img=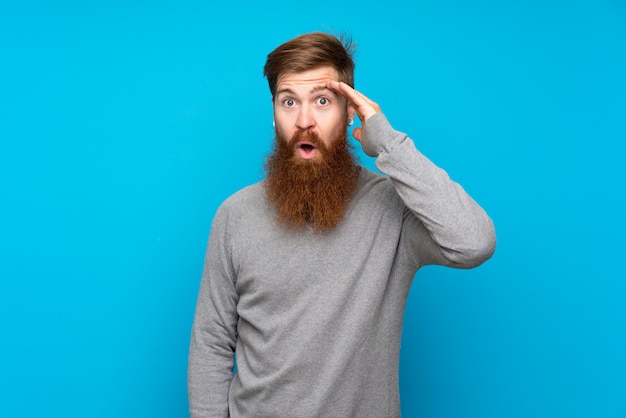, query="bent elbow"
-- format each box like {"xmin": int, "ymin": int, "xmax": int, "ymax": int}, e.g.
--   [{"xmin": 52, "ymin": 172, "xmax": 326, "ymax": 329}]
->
[
  {"xmin": 464, "ymin": 232, "xmax": 496, "ymax": 268},
  {"xmin": 444, "ymin": 222, "xmax": 497, "ymax": 269}
]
